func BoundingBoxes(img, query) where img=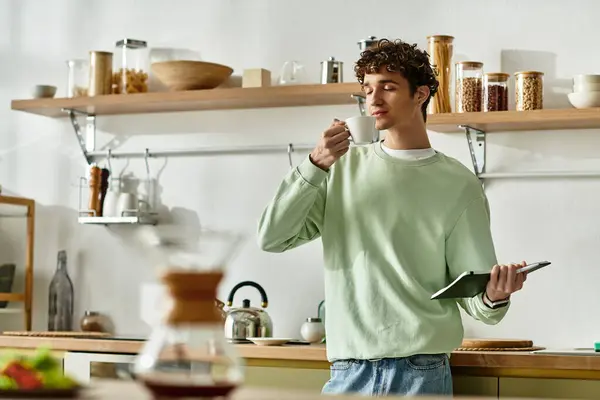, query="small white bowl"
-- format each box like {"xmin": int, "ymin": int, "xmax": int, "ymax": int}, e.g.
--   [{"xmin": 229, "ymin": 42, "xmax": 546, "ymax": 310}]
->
[
  {"xmin": 573, "ymin": 74, "xmax": 600, "ymax": 86},
  {"xmin": 567, "ymin": 91, "xmax": 600, "ymax": 108},
  {"xmin": 574, "ymin": 82, "xmax": 600, "ymax": 92},
  {"xmin": 32, "ymin": 85, "xmax": 57, "ymax": 99}
]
